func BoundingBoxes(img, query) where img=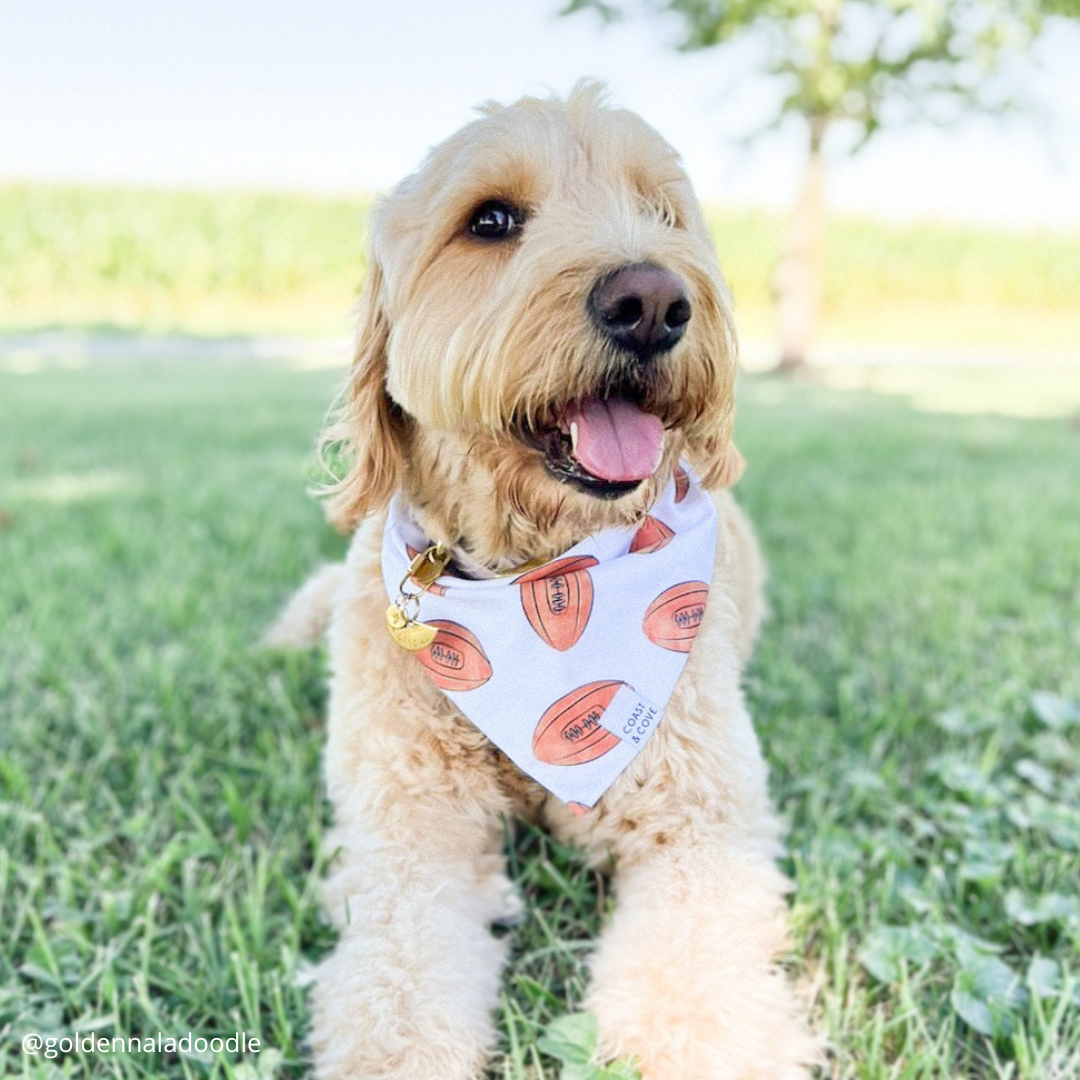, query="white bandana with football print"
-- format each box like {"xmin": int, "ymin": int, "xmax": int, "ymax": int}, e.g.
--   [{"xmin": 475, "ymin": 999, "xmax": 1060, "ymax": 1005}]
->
[{"xmin": 381, "ymin": 465, "xmax": 718, "ymax": 812}]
